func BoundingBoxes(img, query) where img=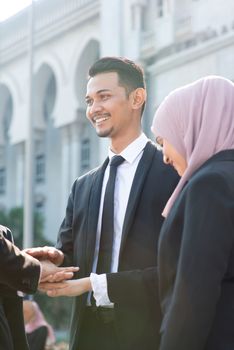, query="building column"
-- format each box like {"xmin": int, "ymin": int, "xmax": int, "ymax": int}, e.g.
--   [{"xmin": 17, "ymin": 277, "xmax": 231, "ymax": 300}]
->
[
  {"xmin": 173, "ymin": 0, "xmax": 192, "ymax": 39},
  {"xmin": 70, "ymin": 120, "xmax": 79, "ymax": 181},
  {"xmin": 60, "ymin": 125, "xmax": 71, "ymax": 215},
  {"xmin": 100, "ymin": 0, "xmax": 123, "ymax": 56},
  {"xmin": 125, "ymin": 0, "xmax": 147, "ymax": 59}
]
